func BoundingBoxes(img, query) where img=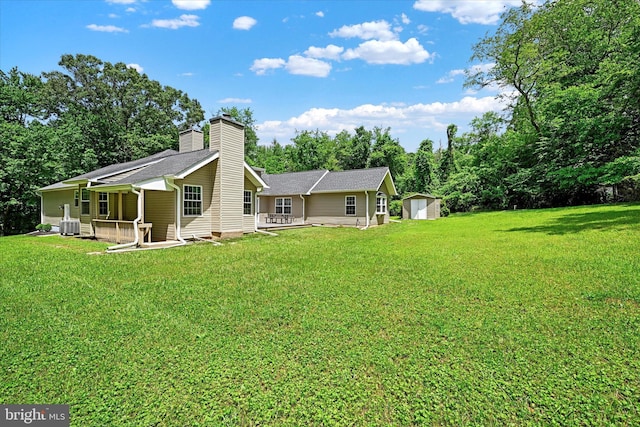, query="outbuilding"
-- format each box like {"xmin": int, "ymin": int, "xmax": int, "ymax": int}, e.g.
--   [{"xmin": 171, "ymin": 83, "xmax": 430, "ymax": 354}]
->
[{"xmin": 402, "ymin": 193, "xmax": 441, "ymax": 220}]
